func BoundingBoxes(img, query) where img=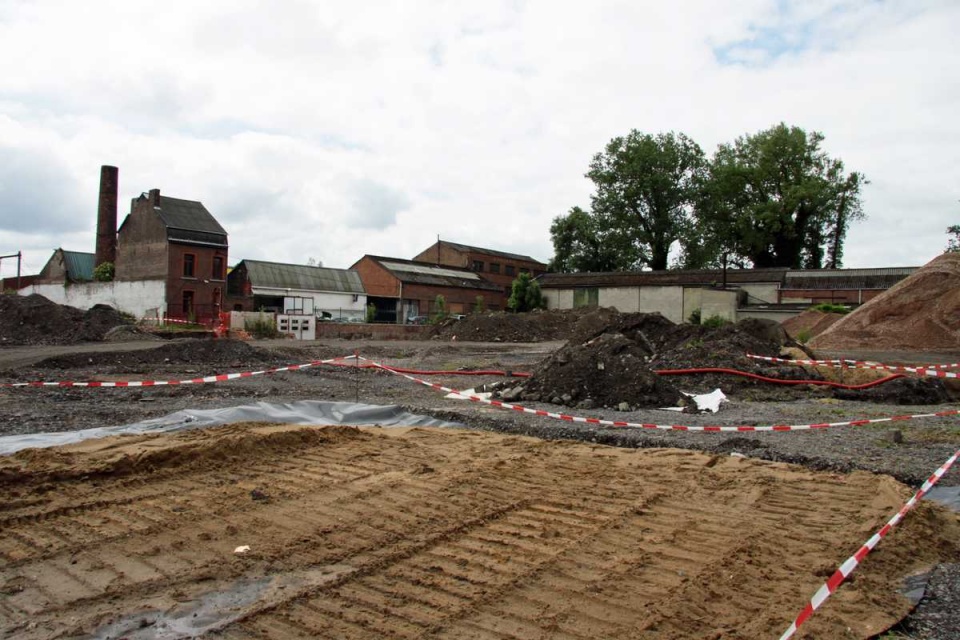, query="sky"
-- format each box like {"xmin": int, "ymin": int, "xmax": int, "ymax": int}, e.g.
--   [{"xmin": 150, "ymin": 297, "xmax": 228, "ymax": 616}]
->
[{"xmin": 1, "ymin": 0, "xmax": 958, "ymax": 281}]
